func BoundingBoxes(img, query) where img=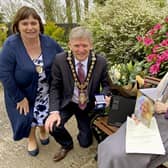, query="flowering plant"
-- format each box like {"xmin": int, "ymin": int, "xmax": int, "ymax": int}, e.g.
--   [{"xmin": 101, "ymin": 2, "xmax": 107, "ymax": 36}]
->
[
  {"xmin": 137, "ymin": 16, "xmax": 168, "ymax": 78},
  {"xmin": 109, "ymin": 61, "xmax": 144, "ymax": 86},
  {"xmin": 109, "ymin": 61, "xmax": 145, "ymax": 96}
]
